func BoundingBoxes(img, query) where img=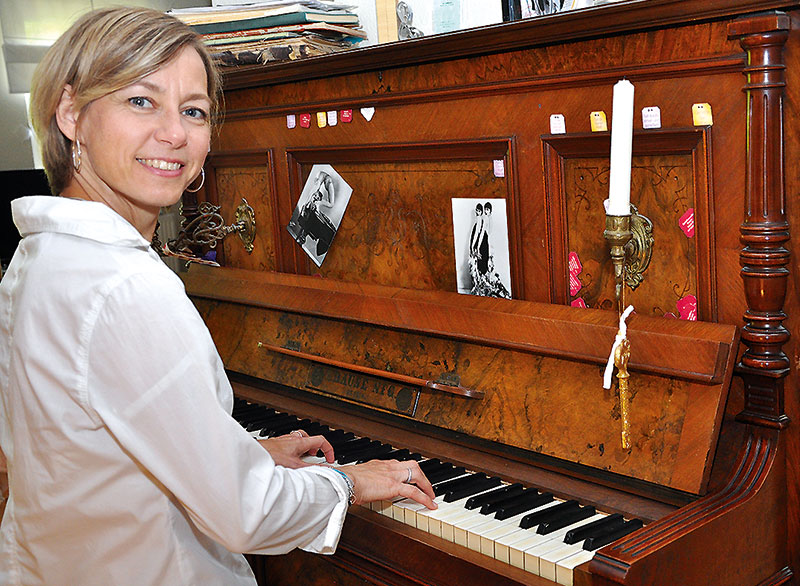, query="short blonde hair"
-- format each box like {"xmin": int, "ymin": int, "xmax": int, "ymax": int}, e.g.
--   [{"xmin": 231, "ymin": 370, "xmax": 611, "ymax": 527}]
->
[{"xmin": 30, "ymin": 7, "xmax": 222, "ymax": 195}]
